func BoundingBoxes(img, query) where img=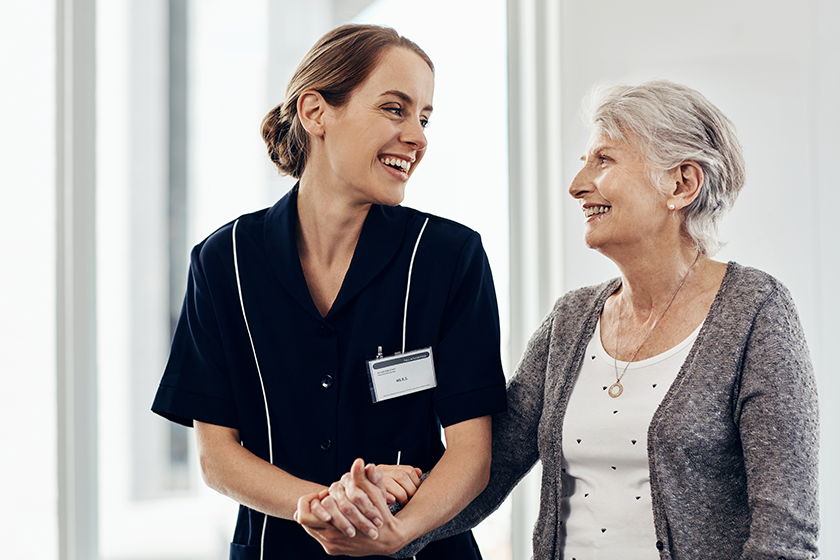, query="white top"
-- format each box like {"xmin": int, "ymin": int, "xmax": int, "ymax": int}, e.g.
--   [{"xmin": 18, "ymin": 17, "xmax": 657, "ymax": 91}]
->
[{"xmin": 560, "ymin": 318, "xmax": 702, "ymax": 560}]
